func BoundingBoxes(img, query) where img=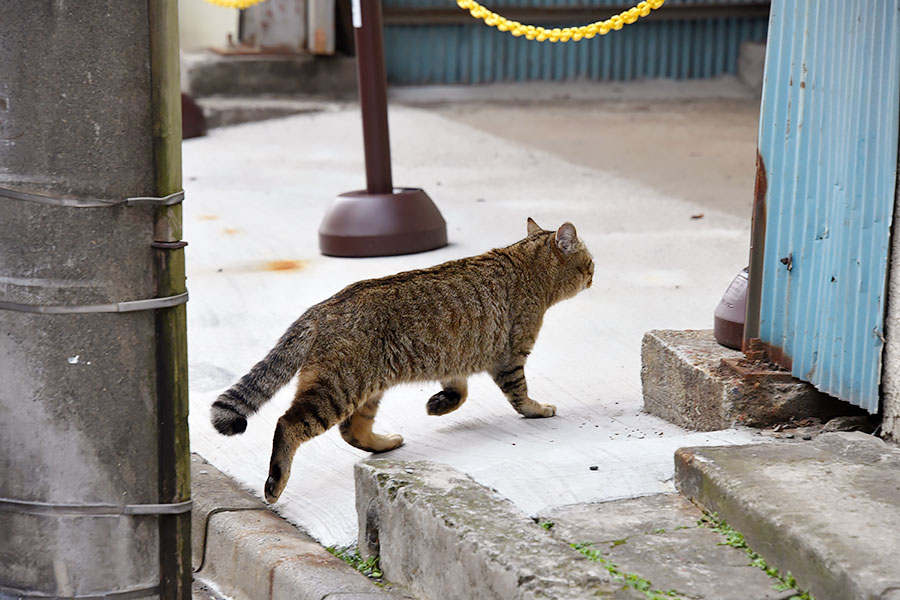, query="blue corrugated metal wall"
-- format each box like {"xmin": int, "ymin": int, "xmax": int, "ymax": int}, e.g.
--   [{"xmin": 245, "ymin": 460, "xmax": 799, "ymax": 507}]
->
[
  {"xmin": 755, "ymin": 0, "xmax": 900, "ymax": 412},
  {"xmin": 383, "ymin": 0, "xmax": 768, "ymax": 83}
]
